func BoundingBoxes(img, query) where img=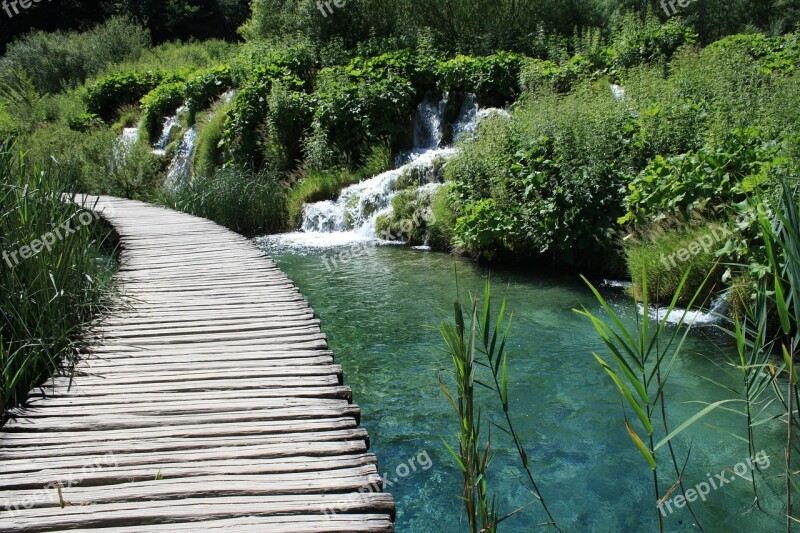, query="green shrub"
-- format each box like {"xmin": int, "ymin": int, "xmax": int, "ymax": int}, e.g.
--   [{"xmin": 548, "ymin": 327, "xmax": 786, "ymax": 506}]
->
[
  {"xmin": 0, "ymin": 17, "xmax": 150, "ymax": 95},
  {"xmin": 22, "ymin": 123, "xmax": 164, "ymax": 199},
  {"xmin": 447, "ymin": 84, "xmax": 628, "ymax": 269},
  {"xmin": 260, "ymin": 81, "xmax": 314, "ymax": 172},
  {"xmin": 107, "ymin": 141, "xmax": 165, "ymax": 200},
  {"xmin": 609, "ymin": 14, "xmax": 697, "ymax": 71},
  {"xmin": 221, "ymin": 62, "xmax": 305, "ymax": 167},
  {"xmin": 164, "ymin": 165, "xmax": 288, "ymax": 236},
  {"xmin": 193, "ymin": 99, "xmax": 232, "ymax": 176},
  {"xmin": 519, "ymin": 59, "xmax": 575, "ymax": 94},
  {"xmin": 102, "ymin": 39, "xmax": 236, "ymax": 77},
  {"xmin": 619, "ymin": 129, "xmax": 791, "ymax": 225},
  {"xmin": 22, "ymin": 124, "xmax": 117, "ymax": 193},
  {"xmin": 436, "ymin": 52, "xmax": 525, "ymax": 106},
  {"xmin": 86, "ymin": 70, "xmax": 164, "ymax": 121},
  {"xmin": 139, "ymin": 81, "xmax": 186, "ymax": 140},
  {"xmin": 184, "ymin": 65, "xmax": 235, "ymax": 120},
  {"xmin": 313, "ymin": 64, "xmax": 415, "ymax": 161}
]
